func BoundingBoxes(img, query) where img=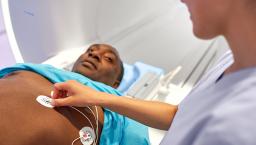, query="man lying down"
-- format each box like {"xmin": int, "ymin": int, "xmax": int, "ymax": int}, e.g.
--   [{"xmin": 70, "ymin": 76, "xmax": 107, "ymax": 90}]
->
[{"xmin": 0, "ymin": 44, "xmax": 149, "ymax": 145}]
